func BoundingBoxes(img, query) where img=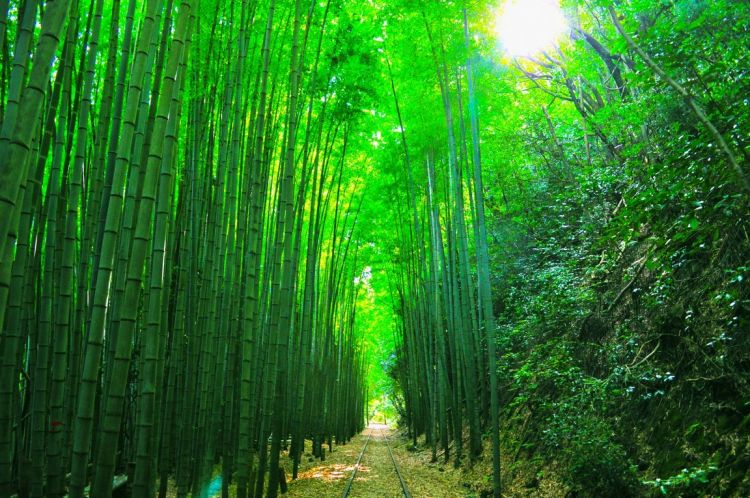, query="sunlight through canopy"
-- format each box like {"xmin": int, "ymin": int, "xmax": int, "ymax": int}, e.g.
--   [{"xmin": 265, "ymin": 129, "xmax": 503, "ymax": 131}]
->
[{"xmin": 496, "ymin": 0, "xmax": 568, "ymax": 56}]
